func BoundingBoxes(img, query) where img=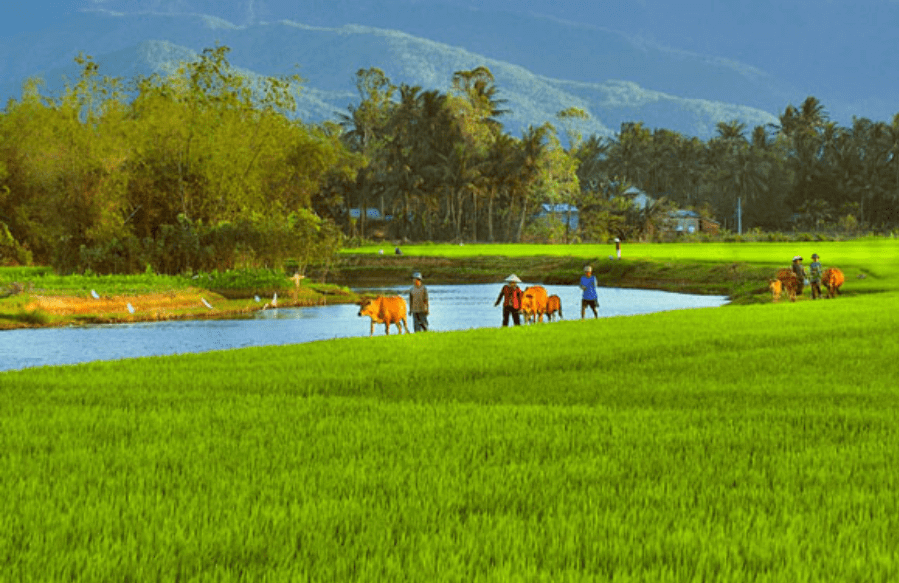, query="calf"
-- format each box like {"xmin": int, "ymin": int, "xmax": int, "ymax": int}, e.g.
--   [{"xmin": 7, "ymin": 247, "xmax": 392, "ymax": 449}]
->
[
  {"xmin": 774, "ymin": 268, "xmax": 800, "ymax": 302},
  {"xmin": 357, "ymin": 295, "xmax": 409, "ymax": 336},
  {"xmin": 768, "ymin": 279, "xmax": 783, "ymax": 302},
  {"xmin": 545, "ymin": 294, "xmax": 563, "ymax": 321}
]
